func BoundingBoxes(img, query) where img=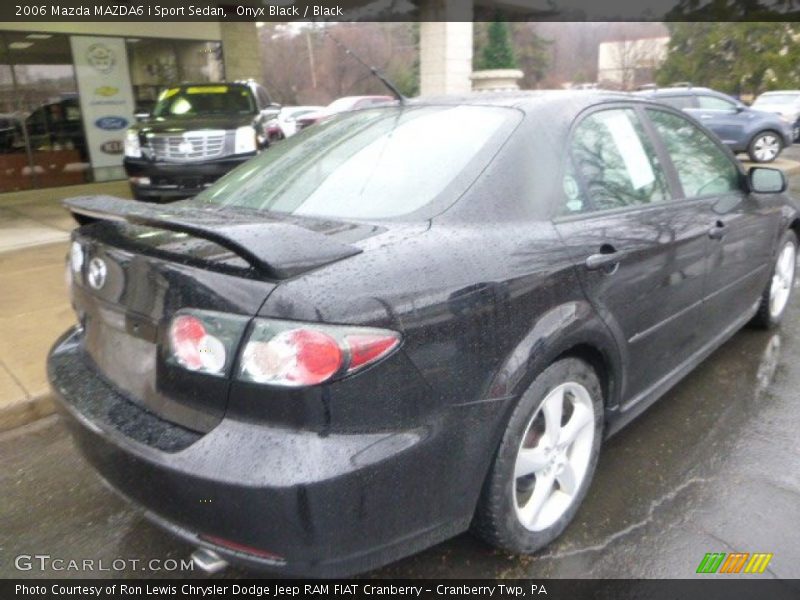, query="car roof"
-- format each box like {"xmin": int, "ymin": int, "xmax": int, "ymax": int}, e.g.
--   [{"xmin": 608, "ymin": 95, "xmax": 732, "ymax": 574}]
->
[
  {"xmin": 283, "ymin": 105, "xmax": 323, "ymax": 111},
  {"xmin": 402, "ymin": 90, "xmax": 638, "ymax": 114},
  {"xmin": 333, "ymin": 95, "xmax": 393, "ymax": 101},
  {"xmin": 641, "ymin": 86, "xmax": 716, "ymax": 96},
  {"xmin": 170, "ymin": 82, "xmax": 253, "ymax": 89}
]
